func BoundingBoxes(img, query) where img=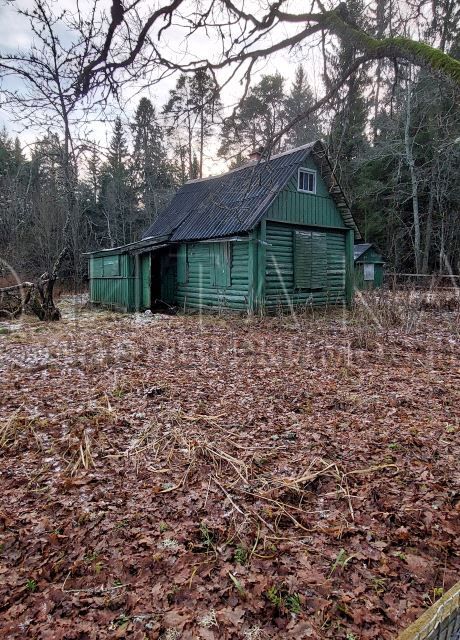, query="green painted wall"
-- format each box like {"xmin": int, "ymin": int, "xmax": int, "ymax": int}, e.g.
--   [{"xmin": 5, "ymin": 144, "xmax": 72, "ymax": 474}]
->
[
  {"xmin": 354, "ymin": 247, "xmax": 384, "ymax": 290},
  {"xmin": 256, "ymin": 156, "xmax": 353, "ymax": 311},
  {"xmin": 88, "ymin": 156, "xmax": 355, "ymax": 313},
  {"xmin": 266, "ymin": 157, "xmax": 347, "ymax": 229},
  {"xmin": 176, "ymin": 240, "xmax": 250, "ymax": 311},
  {"xmin": 263, "ymin": 222, "xmax": 347, "ymax": 309},
  {"xmin": 89, "ymin": 253, "xmax": 136, "ymax": 311},
  {"xmin": 354, "ymin": 263, "xmax": 384, "ymax": 290},
  {"xmin": 140, "ymin": 254, "xmax": 151, "ymax": 309}
]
